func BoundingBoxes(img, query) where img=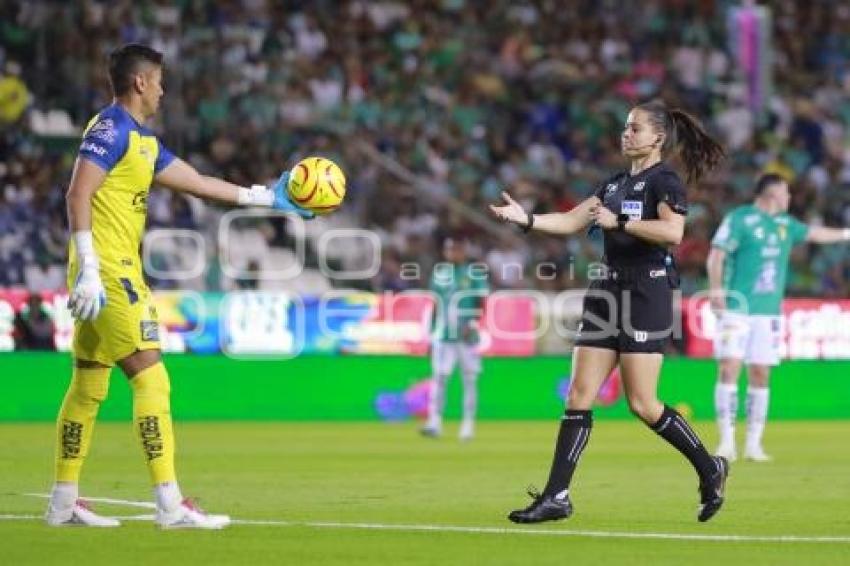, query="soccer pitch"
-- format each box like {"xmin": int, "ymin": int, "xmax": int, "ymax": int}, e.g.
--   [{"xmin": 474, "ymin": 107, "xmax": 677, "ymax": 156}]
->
[{"xmin": 1, "ymin": 420, "xmax": 848, "ymax": 565}]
